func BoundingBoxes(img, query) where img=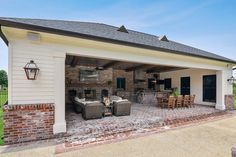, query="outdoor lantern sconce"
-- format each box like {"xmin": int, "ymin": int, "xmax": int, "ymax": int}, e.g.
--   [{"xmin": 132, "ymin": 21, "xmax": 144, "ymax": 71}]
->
[
  {"xmin": 227, "ymin": 76, "xmax": 236, "ymax": 85},
  {"xmin": 23, "ymin": 60, "xmax": 40, "ymax": 80}
]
